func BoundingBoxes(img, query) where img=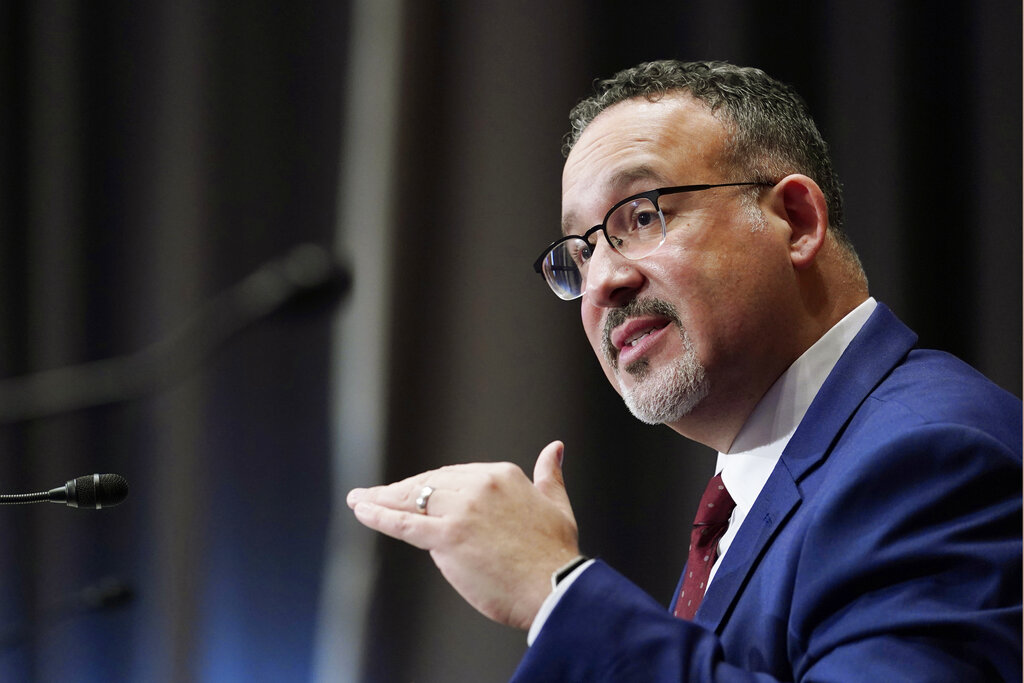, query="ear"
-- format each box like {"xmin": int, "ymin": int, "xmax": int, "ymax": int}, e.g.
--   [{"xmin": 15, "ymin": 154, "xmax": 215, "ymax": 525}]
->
[{"xmin": 771, "ymin": 174, "xmax": 829, "ymax": 269}]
